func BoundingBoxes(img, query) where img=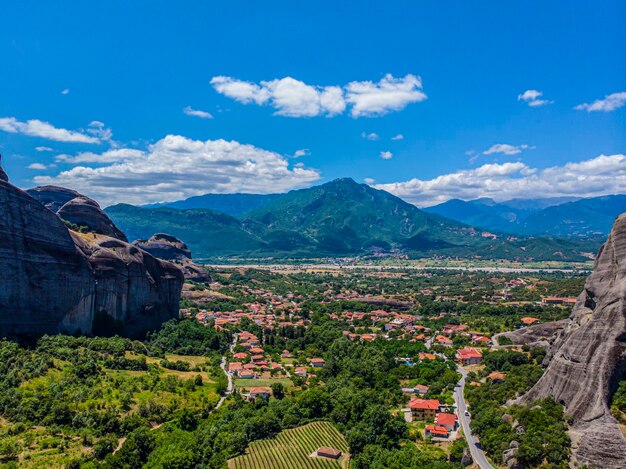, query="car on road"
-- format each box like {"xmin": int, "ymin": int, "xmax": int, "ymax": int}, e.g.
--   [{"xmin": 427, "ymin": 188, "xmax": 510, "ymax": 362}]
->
[{"xmin": 464, "ymin": 410, "xmax": 470, "ymax": 416}]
